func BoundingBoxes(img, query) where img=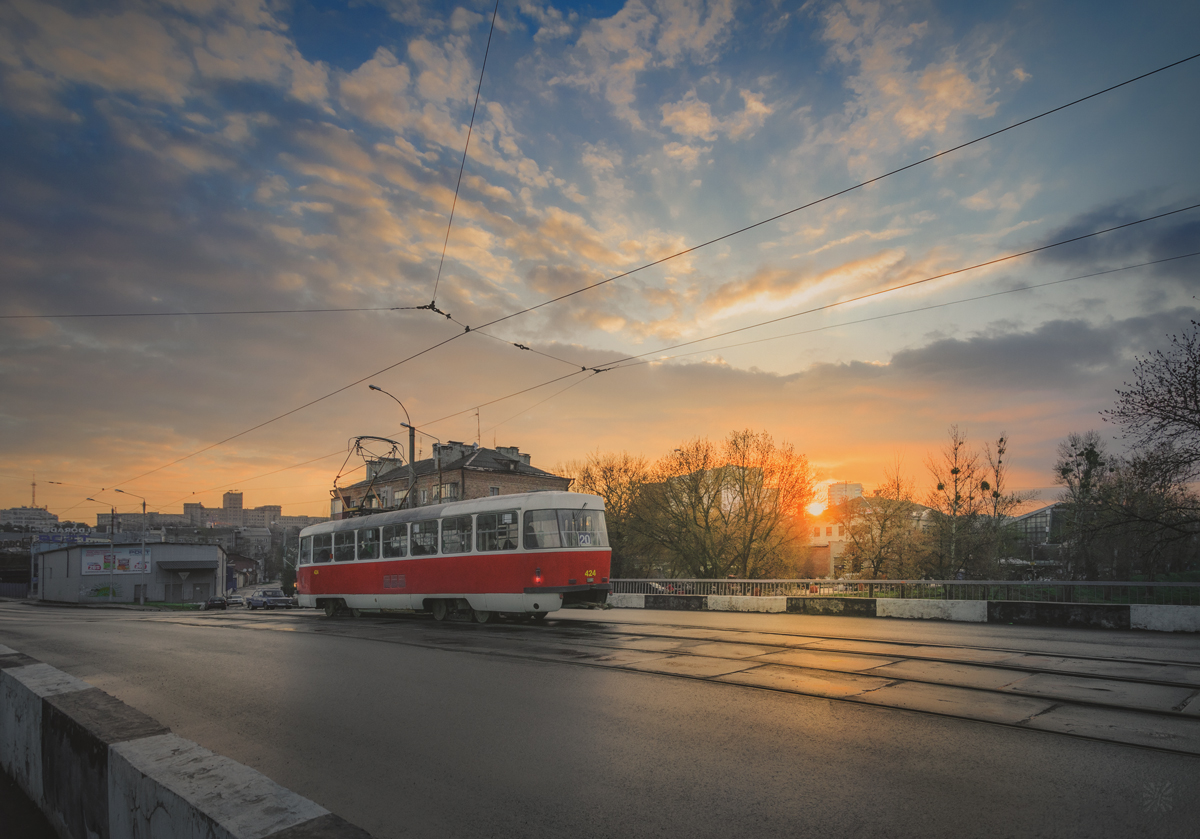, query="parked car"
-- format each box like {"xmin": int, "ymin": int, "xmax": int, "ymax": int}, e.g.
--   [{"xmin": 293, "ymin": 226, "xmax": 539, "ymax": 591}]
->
[
  {"xmin": 201, "ymin": 597, "xmax": 227, "ymax": 611},
  {"xmin": 226, "ymin": 595, "xmax": 245, "ymax": 608},
  {"xmin": 247, "ymin": 588, "xmax": 295, "ymax": 610}
]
